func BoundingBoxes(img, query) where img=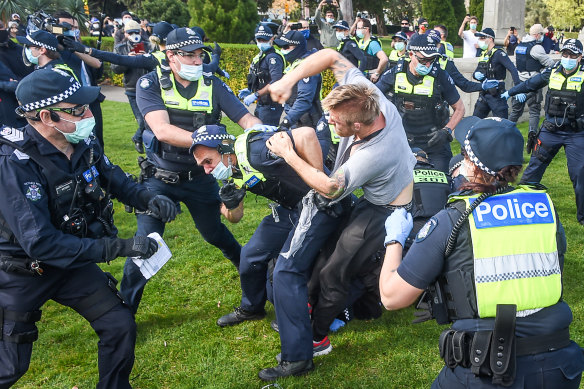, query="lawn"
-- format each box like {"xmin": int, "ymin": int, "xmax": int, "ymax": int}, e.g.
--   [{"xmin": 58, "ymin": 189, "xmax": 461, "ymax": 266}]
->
[{"xmin": 15, "ymin": 100, "xmax": 584, "ymax": 388}]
